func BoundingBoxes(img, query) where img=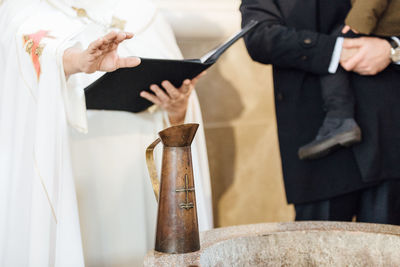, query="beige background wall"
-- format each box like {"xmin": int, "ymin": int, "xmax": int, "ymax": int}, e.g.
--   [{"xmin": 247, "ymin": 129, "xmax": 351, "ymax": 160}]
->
[{"xmin": 156, "ymin": 0, "xmax": 295, "ymax": 227}]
